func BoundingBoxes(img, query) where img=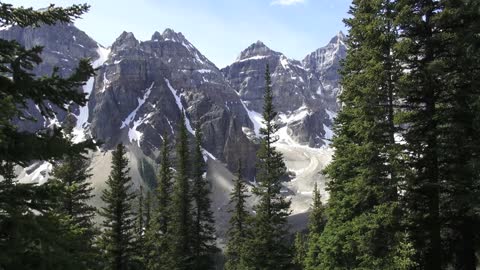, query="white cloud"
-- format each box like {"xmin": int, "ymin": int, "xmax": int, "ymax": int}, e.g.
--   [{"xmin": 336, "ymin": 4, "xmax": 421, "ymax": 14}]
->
[{"xmin": 271, "ymin": 0, "xmax": 305, "ymax": 6}]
